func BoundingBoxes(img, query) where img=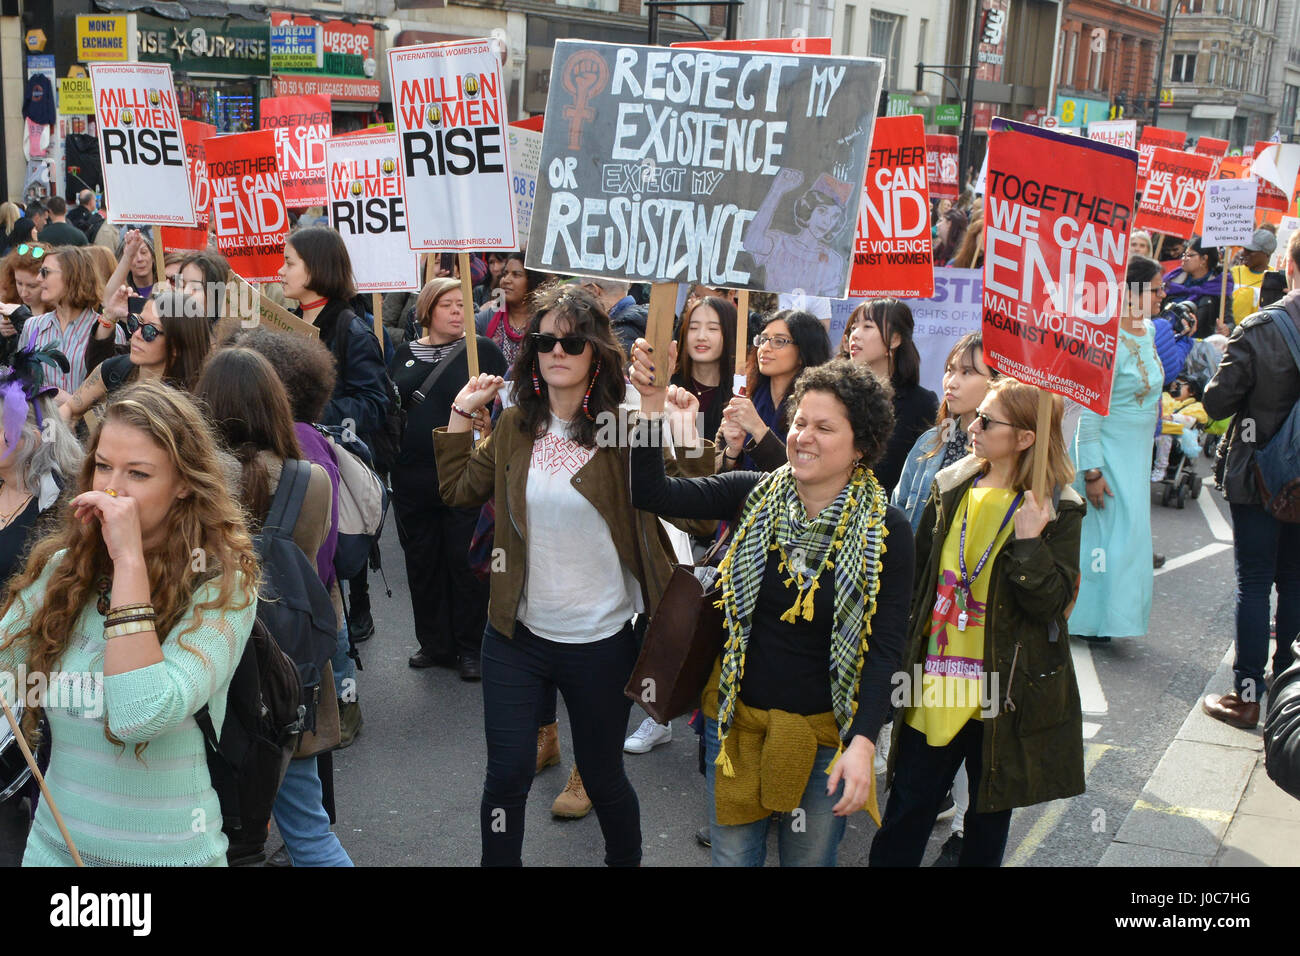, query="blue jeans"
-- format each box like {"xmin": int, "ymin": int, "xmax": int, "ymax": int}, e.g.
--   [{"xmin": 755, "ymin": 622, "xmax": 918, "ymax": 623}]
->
[
  {"xmin": 332, "ymin": 624, "xmax": 355, "ymax": 700},
  {"xmin": 1230, "ymin": 502, "xmax": 1300, "ymax": 699},
  {"xmin": 703, "ymin": 716, "xmax": 847, "ymax": 867},
  {"xmin": 272, "ymin": 757, "xmax": 353, "ymax": 867},
  {"xmin": 480, "ymin": 621, "xmax": 642, "ymax": 866}
]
